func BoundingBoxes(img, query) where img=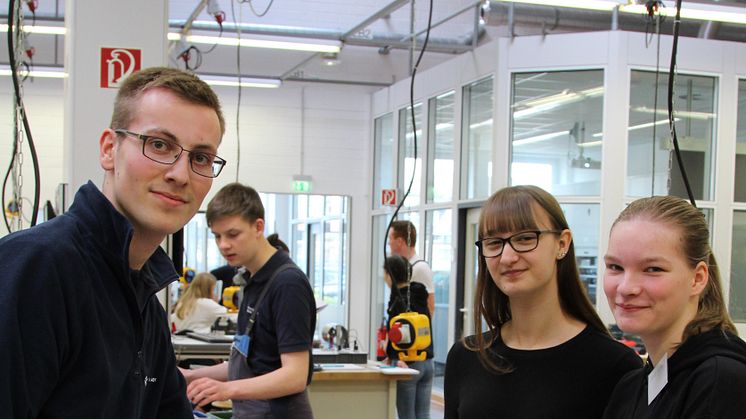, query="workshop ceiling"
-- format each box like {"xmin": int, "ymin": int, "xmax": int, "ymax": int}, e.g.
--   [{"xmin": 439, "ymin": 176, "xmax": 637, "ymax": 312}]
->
[{"xmin": 3, "ymin": 1, "xmax": 746, "ymax": 87}]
